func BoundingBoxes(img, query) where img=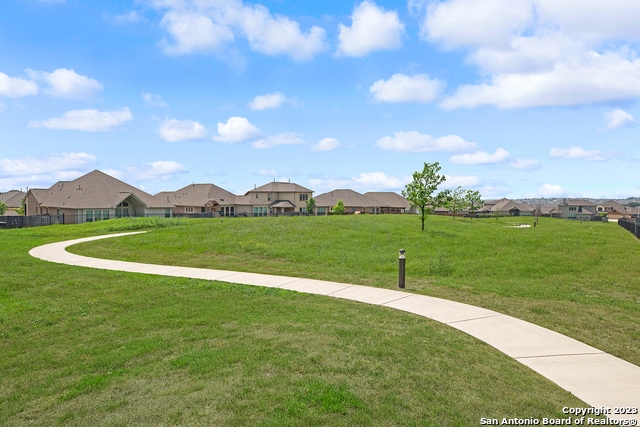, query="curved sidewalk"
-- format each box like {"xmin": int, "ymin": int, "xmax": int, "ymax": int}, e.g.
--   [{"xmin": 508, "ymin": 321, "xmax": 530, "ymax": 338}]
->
[{"xmin": 30, "ymin": 232, "xmax": 640, "ymax": 422}]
